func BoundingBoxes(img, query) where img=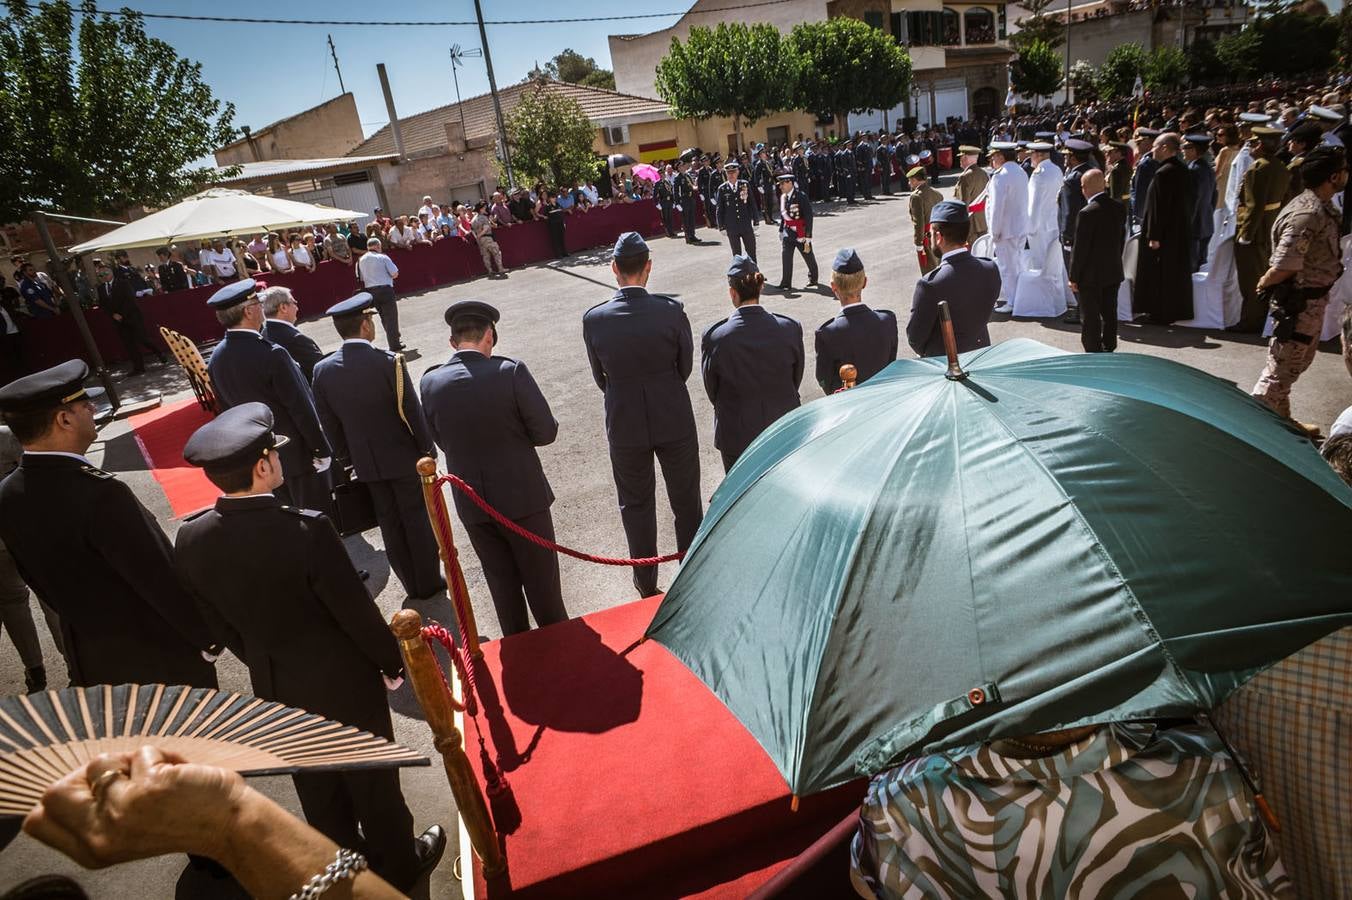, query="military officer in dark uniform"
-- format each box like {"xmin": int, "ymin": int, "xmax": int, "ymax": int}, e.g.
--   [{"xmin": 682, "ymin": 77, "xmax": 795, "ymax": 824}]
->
[
  {"xmin": 835, "ymin": 141, "xmax": 858, "ymax": 204},
  {"xmin": 205, "ymin": 279, "xmax": 332, "ymax": 511},
  {"xmin": 655, "ymin": 167, "xmax": 678, "ymax": 238},
  {"xmin": 310, "ymin": 294, "xmax": 444, "ymax": 601},
  {"xmin": 676, "ymin": 160, "xmax": 700, "ymax": 244},
  {"xmin": 791, "ymin": 142, "xmax": 811, "ymax": 193},
  {"xmin": 705, "ymin": 156, "xmax": 725, "ymax": 231},
  {"xmin": 582, "ymin": 233, "xmax": 703, "ymax": 597},
  {"xmin": 260, "ymin": 285, "xmax": 323, "ymax": 381},
  {"xmin": 855, "ymin": 134, "xmax": 875, "ymax": 201},
  {"xmin": 702, "ymin": 256, "xmax": 803, "ymax": 471},
  {"xmin": 715, "ymin": 161, "xmax": 761, "ymax": 260},
  {"xmin": 906, "ymin": 201, "xmax": 1001, "ymax": 357},
  {"xmin": 776, "ymin": 172, "xmax": 819, "ymax": 289},
  {"xmin": 1059, "ymin": 137, "xmax": 1097, "ymax": 324},
  {"xmin": 0, "ymin": 359, "xmax": 220, "ymax": 689},
  {"xmin": 877, "ymin": 135, "xmax": 894, "ymax": 195},
  {"xmin": 753, "ymin": 146, "xmax": 777, "ymax": 224},
  {"xmin": 814, "ymin": 249, "xmax": 898, "ymax": 394},
  {"xmin": 420, "ymin": 301, "xmax": 568, "ymax": 636},
  {"xmin": 175, "ymin": 403, "xmax": 445, "ymax": 894}
]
